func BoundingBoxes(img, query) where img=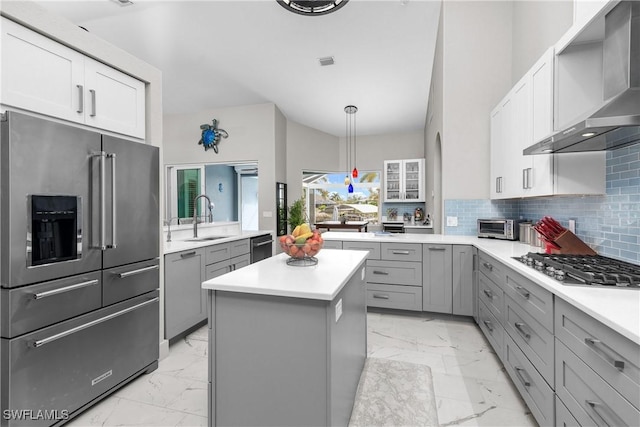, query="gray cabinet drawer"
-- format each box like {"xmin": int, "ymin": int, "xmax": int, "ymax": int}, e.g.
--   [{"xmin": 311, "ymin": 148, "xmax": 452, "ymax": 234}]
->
[
  {"xmin": 505, "ymin": 295, "xmax": 554, "ymax": 386},
  {"xmin": 556, "ymin": 396, "xmax": 580, "ymax": 427},
  {"xmin": 478, "ymin": 299, "xmax": 504, "ymax": 361},
  {"xmin": 504, "ymin": 334, "xmax": 555, "ymax": 427},
  {"xmin": 504, "ymin": 270, "xmax": 553, "ymax": 332},
  {"xmin": 205, "ymin": 259, "xmax": 230, "ymax": 281},
  {"xmin": 366, "ymin": 260, "xmax": 422, "ymax": 286},
  {"xmin": 229, "ymin": 238, "xmax": 250, "ymax": 258},
  {"xmin": 555, "ymin": 298, "xmax": 639, "ymax": 410},
  {"xmin": 478, "ymin": 251, "xmax": 506, "ymax": 287},
  {"xmin": 478, "ymin": 272, "xmax": 505, "ymax": 325},
  {"xmin": 230, "ymin": 253, "xmax": 251, "ymax": 271},
  {"xmin": 381, "ymin": 243, "xmax": 422, "ymax": 261},
  {"xmin": 322, "ymin": 240, "xmax": 343, "ymax": 250},
  {"xmin": 366, "ymin": 284, "xmax": 422, "ymax": 311},
  {"xmin": 205, "ymin": 243, "xmax": 231, "ymax": 265},
  {"xmin": 343, "ymin": 241, "xmax": 381, "ymax": 259},
  {"xmin": 556, "ymin": 339, "xmax": 640, "ymax": 427}
]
